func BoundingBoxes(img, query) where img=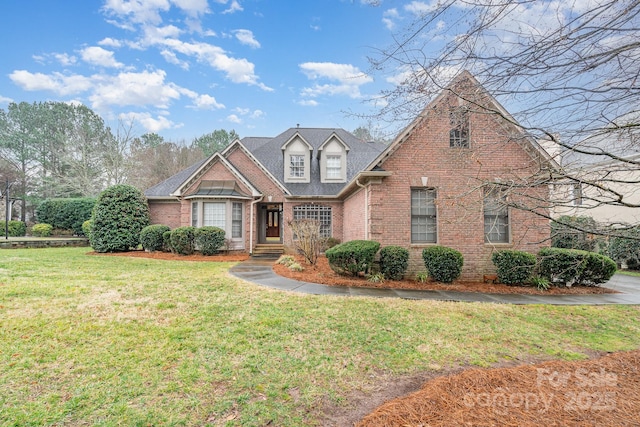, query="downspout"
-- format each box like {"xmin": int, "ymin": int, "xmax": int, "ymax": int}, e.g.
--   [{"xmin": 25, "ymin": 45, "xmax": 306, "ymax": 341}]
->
[
  {"xmin": 356, "ymin": 179, "xmax": 368, "ymax": 240},
  {"xmin": 249, "ymin": 195, "xmax": 264, "ymax": 255}
]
